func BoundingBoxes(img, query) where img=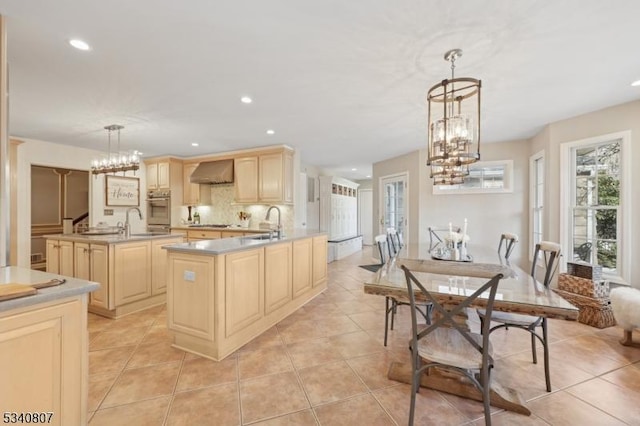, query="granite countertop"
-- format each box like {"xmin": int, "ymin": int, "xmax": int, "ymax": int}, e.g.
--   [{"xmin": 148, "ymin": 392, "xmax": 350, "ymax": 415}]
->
[
  {"xmin": 171, "ymin": 225, "xmax": 268, "ymax": 233},
  {"xmin": 0, "ymin": 267, "xmax": 100, "ymax": 313},
  {"xmin": 164, "ymin": 229, "xmax": 326, "ymax": 255},
  {"xmin": 43, "ymin": 233, "xmax": 184, "ymax": 244}
]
